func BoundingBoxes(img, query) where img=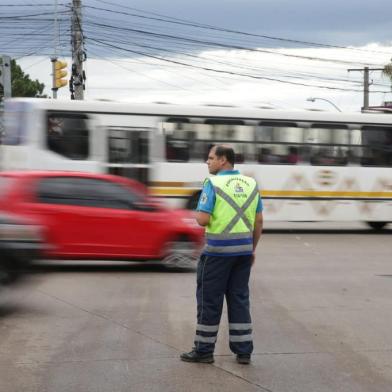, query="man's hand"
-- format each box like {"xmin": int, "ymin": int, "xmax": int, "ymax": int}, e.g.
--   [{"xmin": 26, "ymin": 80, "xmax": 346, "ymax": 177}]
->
[
  {"xmin": 251, "ymin": 251, "xmax": 256, "ymax": 267},
  {"xmin": 195, "ymin": 211, "xmax": 211, "ymax": 227},
  {"xmin": 252, "ymin": 212, "xmax": 263, "ymax": 263}
]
